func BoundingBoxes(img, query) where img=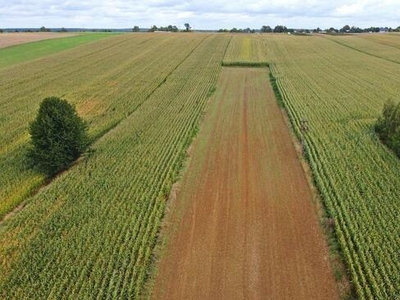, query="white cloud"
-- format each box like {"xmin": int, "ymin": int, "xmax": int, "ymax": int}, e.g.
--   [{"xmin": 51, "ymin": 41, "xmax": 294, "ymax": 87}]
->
[
  {"xmin": 0, "ymin": 0, "xmax": 399, "ymax": 29},
  {"xmin": 335, "ymin": 1, "xmax": 365, "ymax": 16}
]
